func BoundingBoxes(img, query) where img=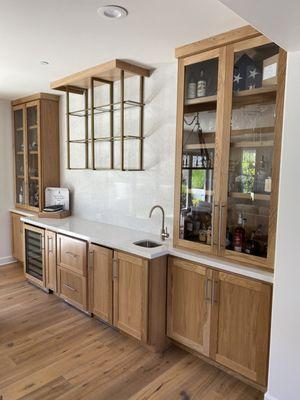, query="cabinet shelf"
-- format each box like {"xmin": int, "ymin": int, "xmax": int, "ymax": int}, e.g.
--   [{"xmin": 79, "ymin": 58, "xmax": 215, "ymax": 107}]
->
[
  {"xmin": 16, "ymin": 151, "xmax": 24, "ymax": 155},
  {"xmin": 231, "ymin": 127, "xmax": 274, "ymax": 137},
  {"xmin": 15, "ymin": 127, "xmax": 23, "ymax": 132},
  {"xmin": 230, "ymin": 140, "xmax": 274, "ymax": 148},
  {"xmin": 185, "ymin": 143, "xmax": 215, "ymax": 150},
  {"xmin": 229, "ymin": 192, "xmax": 270, "ymax": 201},
  {"xmin": 69, "ymin": 100, "xmax": 144, "ymax": 117},
  {"xmin": 16, "ymin": 175, "xmax": 24, "ymax": 179},
  {"xmin": 185, "ymin": 94, "xmax": 217, "ymax": 106},
  {"xmin": 69, "ymin": 135, "xmax": 143, "ymax": 144},
  {"xmin": 29, "ymin": 151, "xmax": 38, "ymax": 155},
  {"xmin": 29, "ymin": 176, "xmax": 39, "ymax": 181},
  {"xmin": 28, "ymin": 124, "xmax": 38, "ymax": 130}
]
